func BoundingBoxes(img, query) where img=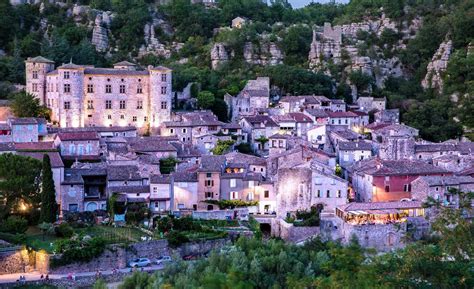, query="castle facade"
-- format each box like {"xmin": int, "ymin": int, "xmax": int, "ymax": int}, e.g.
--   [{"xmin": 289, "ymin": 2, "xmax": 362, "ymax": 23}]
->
[{"xmin": 25, "ymin": 56, "xmax": 172, "ymax": 131}]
